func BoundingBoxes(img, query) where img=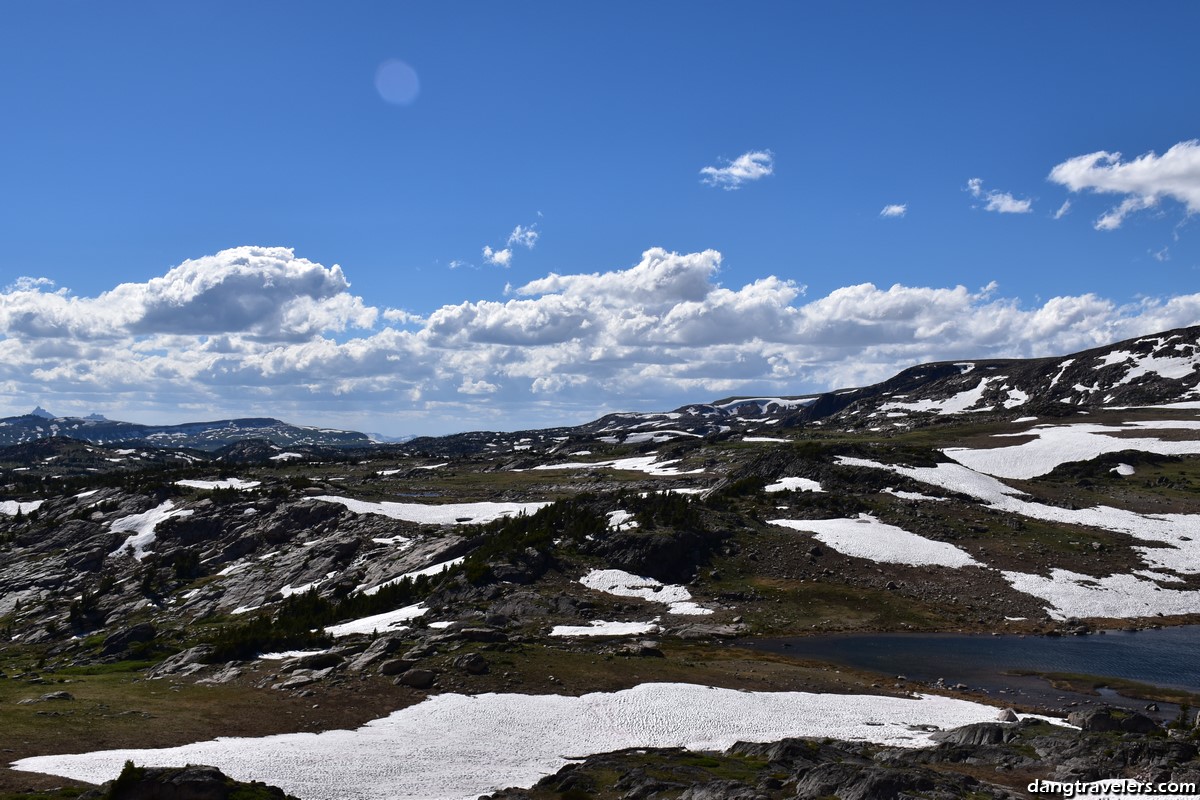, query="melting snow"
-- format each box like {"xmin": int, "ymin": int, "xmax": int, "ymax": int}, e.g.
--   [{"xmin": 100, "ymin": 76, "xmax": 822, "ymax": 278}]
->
[
  {"xmin": 530, "ymin": 455, "xmax": 704, "ymax": 477},
  {"xmin": 1111, "ymin": 463, "xmax": 1136, "ymax": 476},
  {"xmin": 315, "ymin": 496, "xmax": 549, "ymax": 526},
  {"xmin": 108, "ymin": 501, "xmax": 194, "ymax": 560},
  {"xmin": 769, "ymin": 514, "xmax": 981, "ymax": 568},
  {"xmin": 836, "ymin": 456, "xmax": 1200, "ymax": 577},
  {"xmin": 550, "ymin": 620, "xmax": 660, "ymax": 637},
  {"xmin": 581, "ymin": 569, "xmax": 713, "ymax": 615},
  {"xmin": 1001, "ymin": 569, "xmax": 1200, "ymax": 620},
  {"xmin": 360, "ymin": 557, "xmax": 466, "ymax": 596},
  {"xmin": 882, "ymin": 488, "xmax": 946, "ymax": 502},
  {"xmin": 764, "ymin": 477, "xmax": 824, "ymax": 493},
  {"xmin": 606, "ymin": 510, "xmax": 638, "ymax": 531},
  {"xmin": 13, "ymin": 684, "xmax": 1053, "ymax": 800},
  {"xmin": 323, "ymin": 603, "xmax": 428, "ymax": 637},
  {"xmin": 880, "ymin": 377, "xmax": 999, "ymax": 415},
  {"xmin": 944, "ymin": 421, "xmax": 1200, "ymax": 479},
  {"xmin": 0, "ymin": 500, "xmax": 43, "ymax": 516},
  {"xmin": 176, "ymin": 479, "xmax": 261, "ymax": 491},
  {"xmin": 258, "ymin": 649, "xmax": 331, "ymax": 661}
]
